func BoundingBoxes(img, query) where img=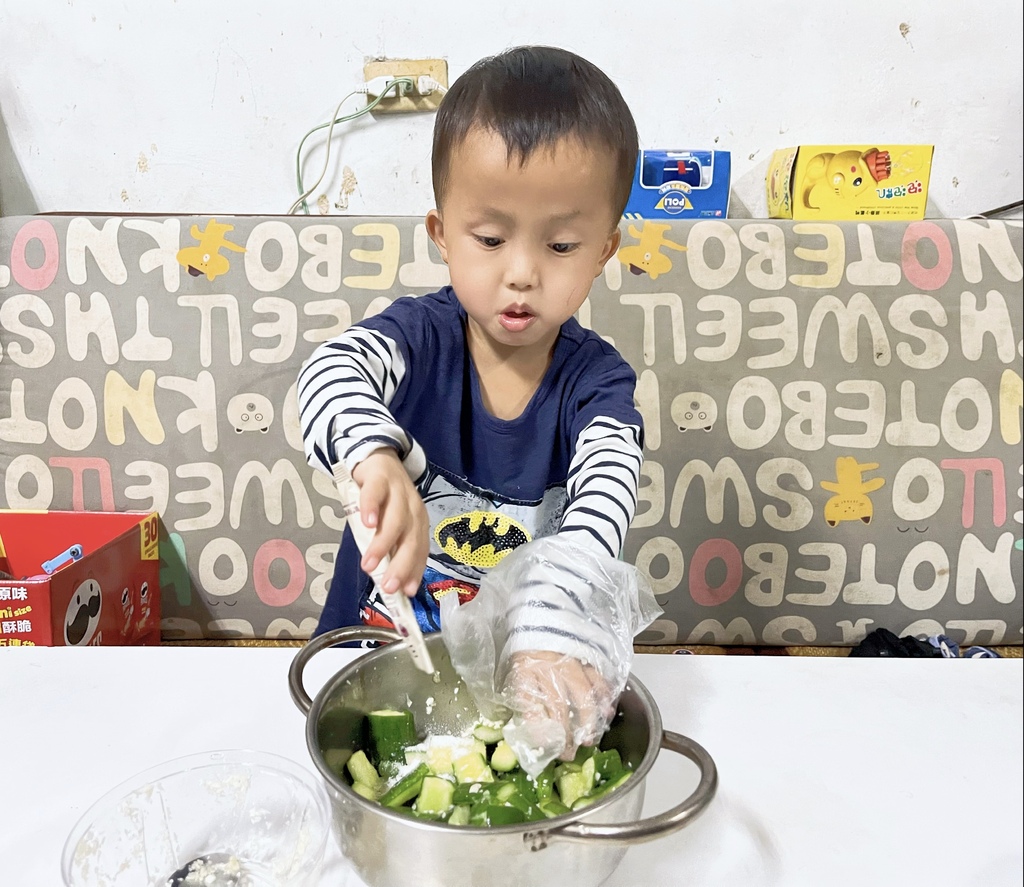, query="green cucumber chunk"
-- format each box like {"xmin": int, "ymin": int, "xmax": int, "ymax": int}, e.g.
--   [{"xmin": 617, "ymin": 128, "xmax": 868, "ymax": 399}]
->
[
  {"xmin": 452, "ymin": 781, "xmax": 498, "ymax": 805},
  {"xmin": 534, "ymin": 761, "xmax": 556, "ymax": 802},
  {"xmin": 494, "ymin": 781, "xmax": 518, "ymax": 803},
  {"xmin": 594, "ymin": 748, "xmax": 624, "ymax": 781},
  {"xmin": 324, "ymin": 747, "xmax": 349, "ymax": 777},
  {"xmin": 472, "ymin": 722, "xmax": 505, "ymax": 744},
  {"xmin": 572, "ymin": 744, "xmax": 598, "ymax": 765},
  {"xmin": 571, "ymin": 770, "xmax": 634, "ymax": 810},
  {"xmin": 490, "ymin": 740, "xmax": 518, "ymax": 772},
  {"xmin": 352, "ymin": 781, "xmax": 379, "ymax": 801},
  {"xmin": 538, "ymin": 798, "xmax": 571, "ymax": 818},
  {"xmin": 469, "ymin": 804, "xmax": 527, "ymax": 827},
  {"xmin": 498, "ymin": 768, "xmax": 538, "ymax": 803},
  {"xmin": 379, "ymin": 762, "xmax": 430, "ymax": 808},
  {"xmin": 368, "ymin": 710, "xmax": 419, "ymax": 765},
  {"xmin": 453, "ymin": 752, "xmax": 495, "ymax": 784},
  {"xmin": 345, "ymin": 749, "xmax": 382, "ymax": 789},
  {"xmin": 502, "ymin": 791, "xmax": 546, "ymax": 821},
  {"xmin": 414, "ymin": 775, "xmax": 455, "ymax": 816},
  {"xmin": 555, "ymin": 757, "xmax": 596, "ymax": 808},
  {"xmin": 447, "ymin": 804, "xmax": 472, "ymax": 826}
]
